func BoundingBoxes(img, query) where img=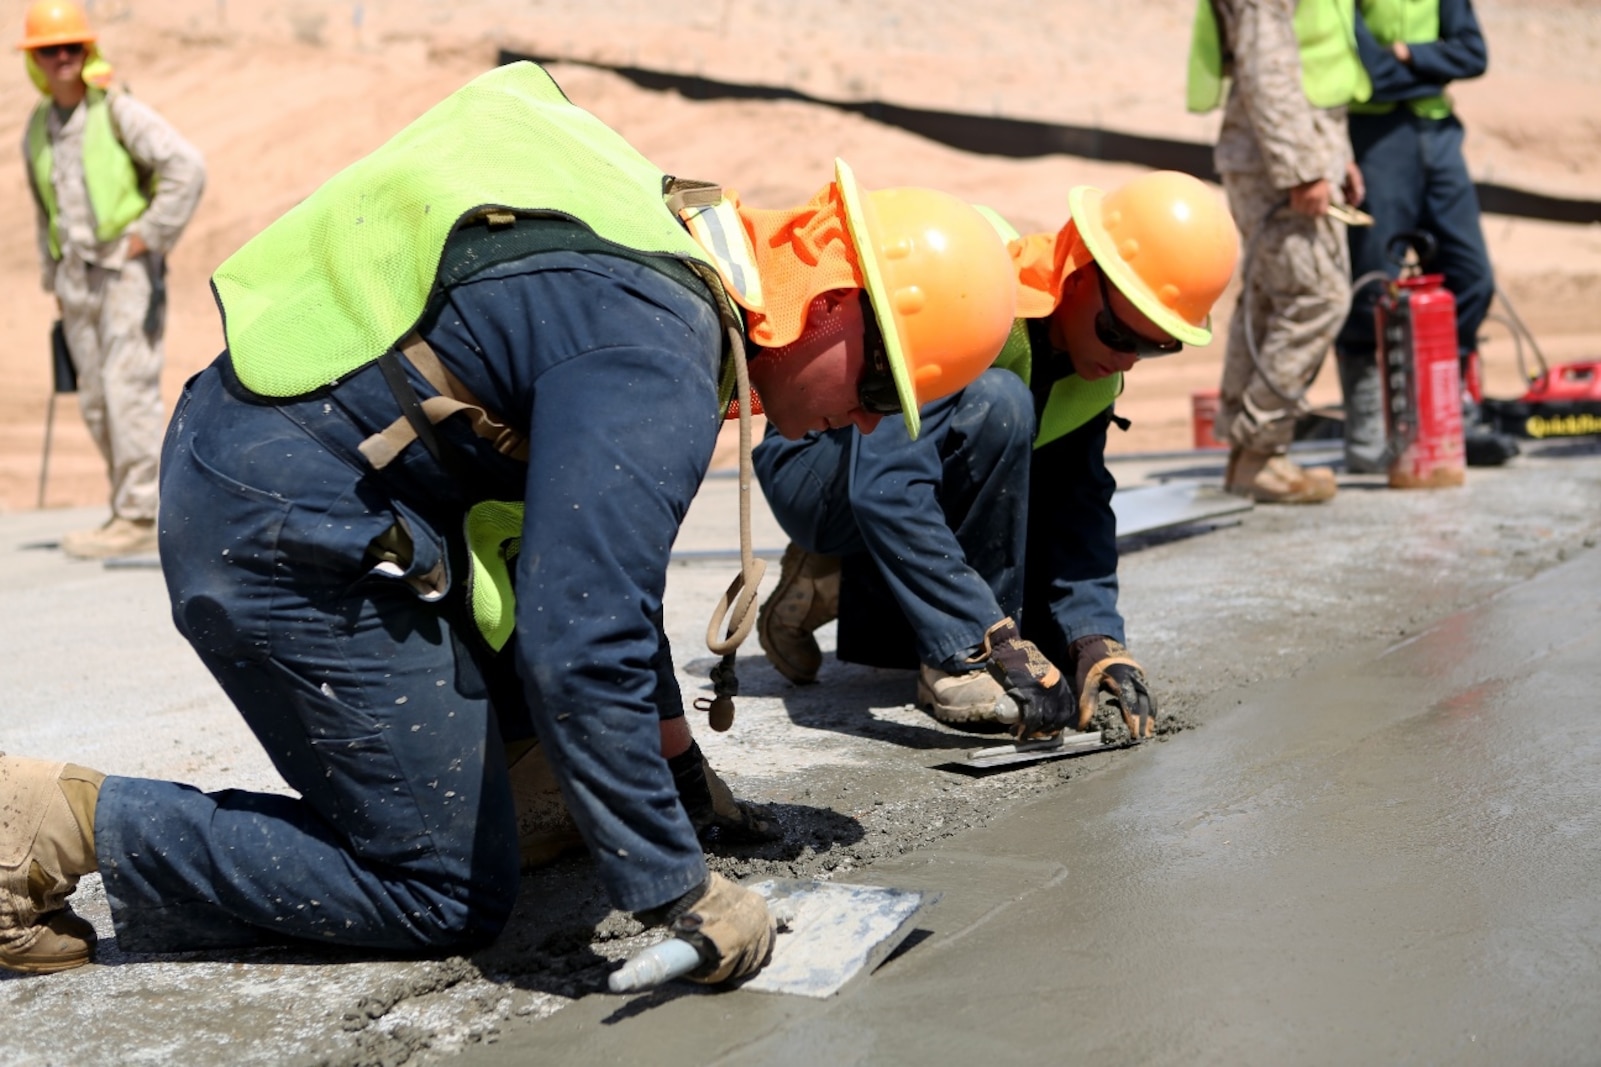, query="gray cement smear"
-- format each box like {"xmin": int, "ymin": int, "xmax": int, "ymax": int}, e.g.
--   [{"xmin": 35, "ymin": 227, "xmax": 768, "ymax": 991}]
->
[{"xmin": 1, "ymin": 440, "xmax": 1597, "ymax": 1066}]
